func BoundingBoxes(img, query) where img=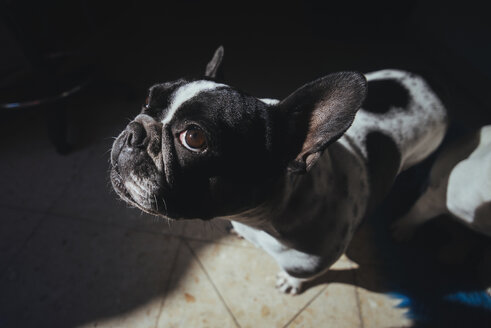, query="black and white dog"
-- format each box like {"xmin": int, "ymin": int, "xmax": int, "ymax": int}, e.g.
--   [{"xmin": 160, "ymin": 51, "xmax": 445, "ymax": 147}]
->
[{"xmin": 110, "ymin": 47, "xmax": 448, "ymax": 294}]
